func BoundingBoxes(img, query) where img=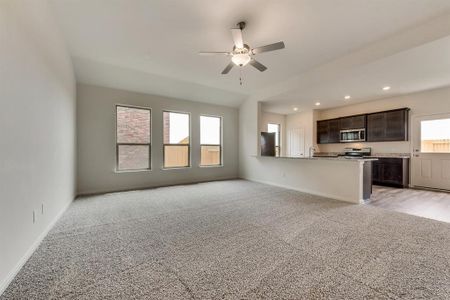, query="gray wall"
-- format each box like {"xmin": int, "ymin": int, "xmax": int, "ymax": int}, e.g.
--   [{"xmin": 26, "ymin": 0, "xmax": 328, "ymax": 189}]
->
[
  {"xmin": 0, "ymin": 0, "xmax": 76, "ymax": 293},
  {"xmin": 77, "ymin": 84, "xmax": 239, "ymax": 195}
]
